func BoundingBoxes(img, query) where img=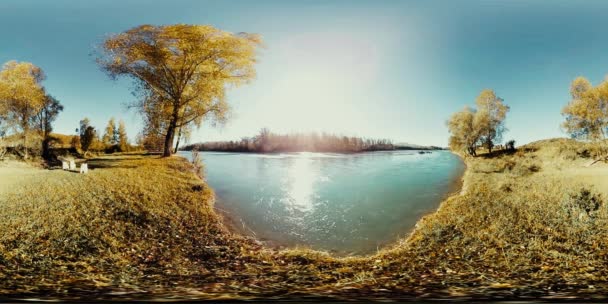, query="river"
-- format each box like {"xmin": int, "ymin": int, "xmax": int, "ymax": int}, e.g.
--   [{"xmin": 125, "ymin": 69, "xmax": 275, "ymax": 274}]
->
[{"xmin": 181, "ymin": 150, "xmax": 464, "ymax": 255}]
